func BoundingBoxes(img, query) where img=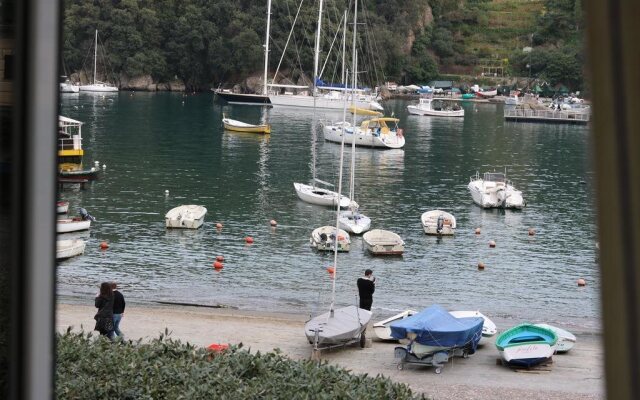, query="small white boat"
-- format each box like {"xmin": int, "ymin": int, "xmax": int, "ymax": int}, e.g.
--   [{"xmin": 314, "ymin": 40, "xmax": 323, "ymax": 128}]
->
[
  {"xmin": 421, "ymin": 210, "xmax": 456, "ymax": 236},
  {"xmin": 57, "ymin": 218, "xmax": 91, "ymax": 233},
  {"xmin": 165, "ymin": 205, "xmax": 207, "ymax": 229},
  {"xmin": 310, "ymin": 226, "xmax": 351, "ymax": 252},
  {"xmin": 504, "ymin": 92, "xmax": 520, "ymax": 105},
  {"xmin": 362, "ymin": 229, "xmax": 404, "ymax": 255},
  {"xmin": 323, "ymin": 118, "xmax": 405, "ymax": 149},
  {"xmin": 222, "ymin": 113, "xmax": 271, "ymax": 134},
  {"xmin": 496, "ymin": 323, "xmax": 557, "ymax": 368},
  {"xmin": 468, "ymin": 171, "xmax": 525, "ymax": 209},
  {"xmin": 56, "ymin": 201, "xmax": 69, "ymax": 214},
  {"xmin": 294, "ymin": 181, "xmax": 353, "ymax": 209},
  {"xmin": 305, "ymin": 305, "xmax": 372, "ymax": 348},
  {"xmin": 407, "ymin": 97, "xmax": 464, "ymax": 117},
  {"xmin": 56, "ymin": 239, "xmax": 86, "ymax": 260},
  {"xmin": 59, "ymin": 79, "xmax": 79, "ymax": 93},
  {"xmin": 338, "ymin": 210, "xmax": 371, "ymax": 235},
  {"xmin": 534, "ymin": 323, "xmax": 576, "ymax": 353},
  {"xmin": 373, "ymin": 310, "xmax": 417, "ymax": 340},
  {"xmin": 449, "ymin": 310, "xmax": 497, "ymax": 339}
]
